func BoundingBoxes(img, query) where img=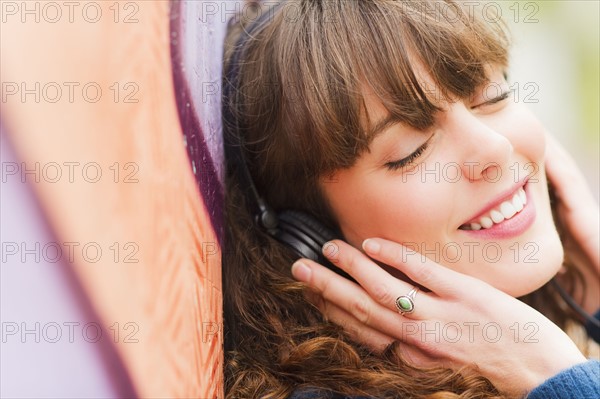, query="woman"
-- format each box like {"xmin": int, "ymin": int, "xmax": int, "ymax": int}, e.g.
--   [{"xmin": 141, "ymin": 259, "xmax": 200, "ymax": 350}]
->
[{"xmin": 221, "ymin": 1, "xmax": 599, "ymax": 398}]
